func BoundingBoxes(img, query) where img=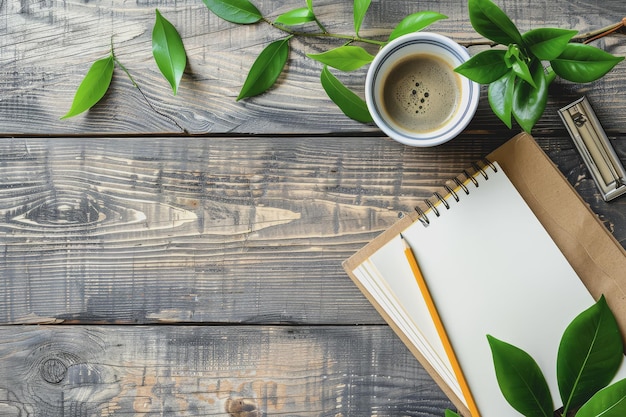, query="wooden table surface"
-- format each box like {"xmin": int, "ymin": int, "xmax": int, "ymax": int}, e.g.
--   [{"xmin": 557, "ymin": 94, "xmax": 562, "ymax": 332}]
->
[{"xmin": 1, "ymin": 0, "xmax": 625, "ymax": 415}]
